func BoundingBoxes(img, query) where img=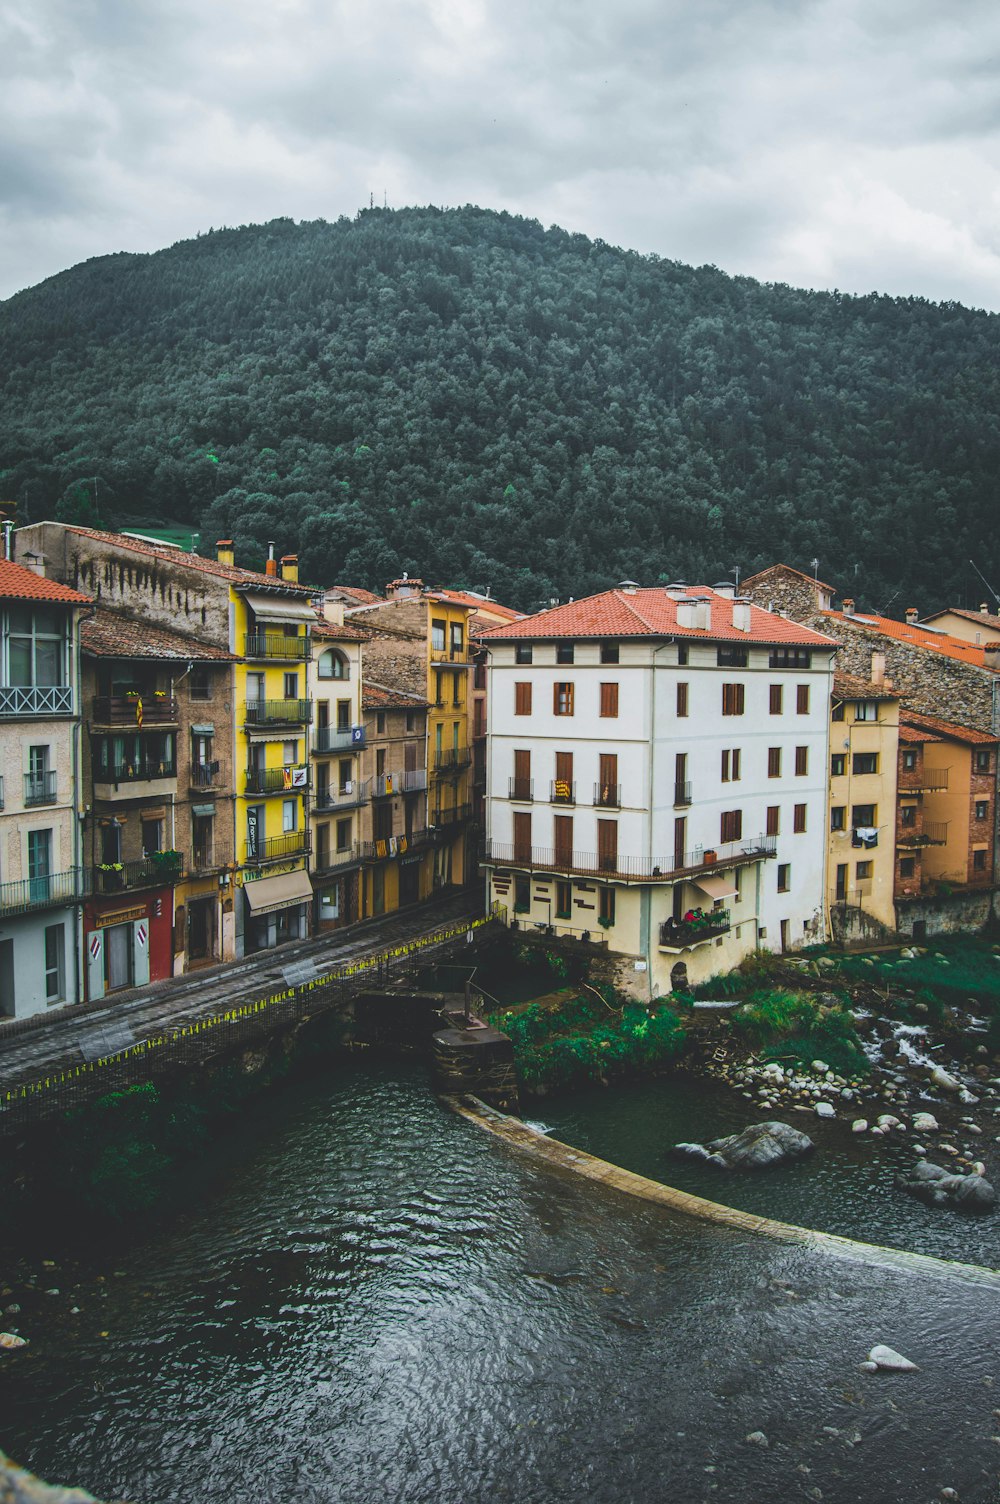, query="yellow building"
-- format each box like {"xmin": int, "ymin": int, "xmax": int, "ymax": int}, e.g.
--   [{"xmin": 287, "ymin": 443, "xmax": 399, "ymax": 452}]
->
[
  {"xmin": 306, "ymin": 604, "xmax": 367, "ymax": 930},
  {"xmin": 827, "ymin": 672, "xmax": 900, "ymax": 938},
  {"xmin": 920, "ymin": 606, "xmax": 1000, "ymax": 647}
]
